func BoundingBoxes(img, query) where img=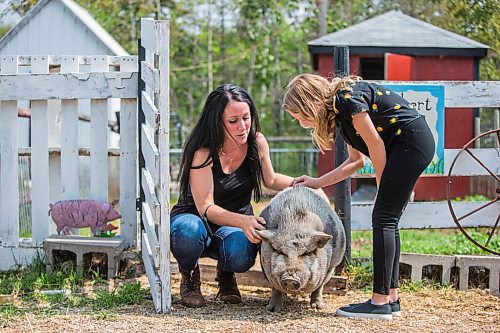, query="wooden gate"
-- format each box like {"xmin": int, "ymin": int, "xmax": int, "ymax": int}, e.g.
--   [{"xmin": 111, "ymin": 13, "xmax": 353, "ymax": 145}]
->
[{"xmin": 138, "ymin": 18, "xmax": 172, "ymax": 313}]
